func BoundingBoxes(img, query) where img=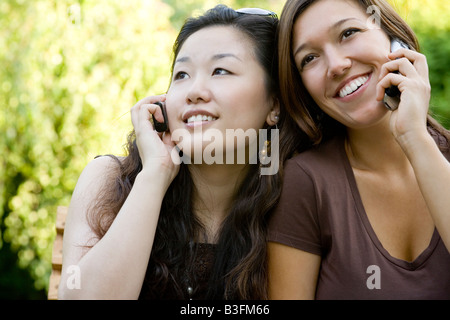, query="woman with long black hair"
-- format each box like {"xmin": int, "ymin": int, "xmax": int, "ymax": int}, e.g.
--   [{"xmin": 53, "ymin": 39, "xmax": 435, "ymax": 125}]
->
[{"xmin": 59, "ymin": 5, "xmax": 289, "ymax": 300}]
